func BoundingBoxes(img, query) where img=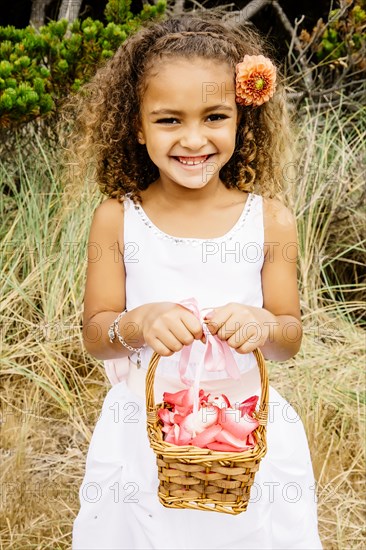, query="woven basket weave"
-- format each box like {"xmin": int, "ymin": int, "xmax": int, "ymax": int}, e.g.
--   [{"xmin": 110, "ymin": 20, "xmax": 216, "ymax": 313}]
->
[{"xmin": 145, "ymin": 347, "xmax": 269, "ymax": 515}]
